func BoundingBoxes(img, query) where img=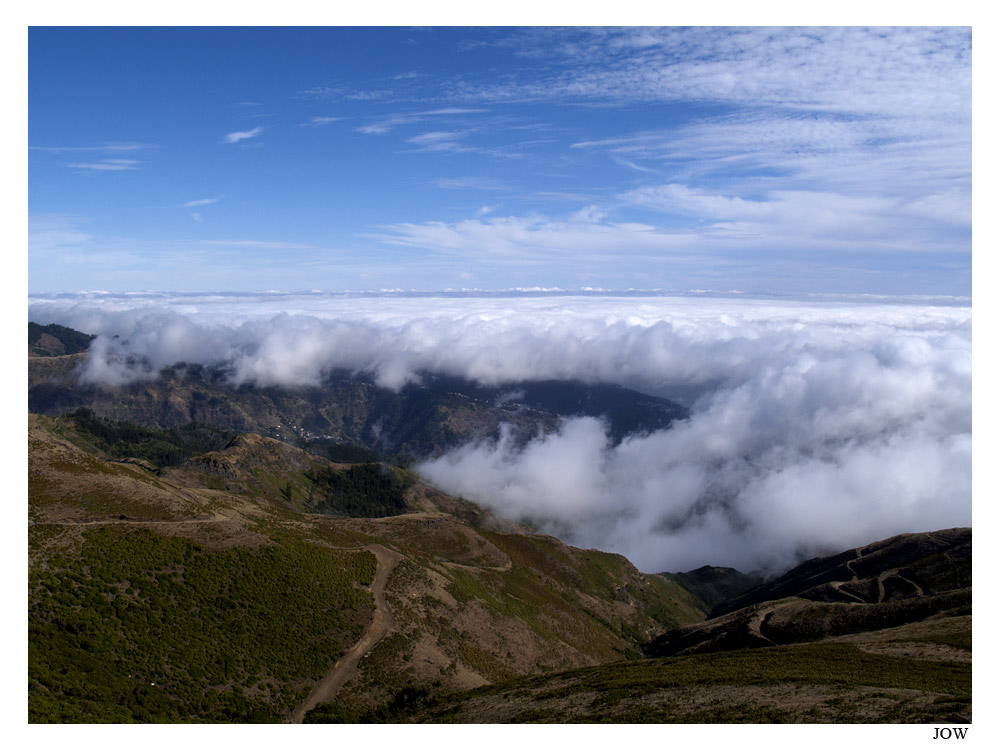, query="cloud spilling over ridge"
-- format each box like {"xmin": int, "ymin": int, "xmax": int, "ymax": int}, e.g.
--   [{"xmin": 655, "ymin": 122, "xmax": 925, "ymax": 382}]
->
[{"xmin": 28, "ymin": 292, "xmax": 971, "ymax": 571}]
